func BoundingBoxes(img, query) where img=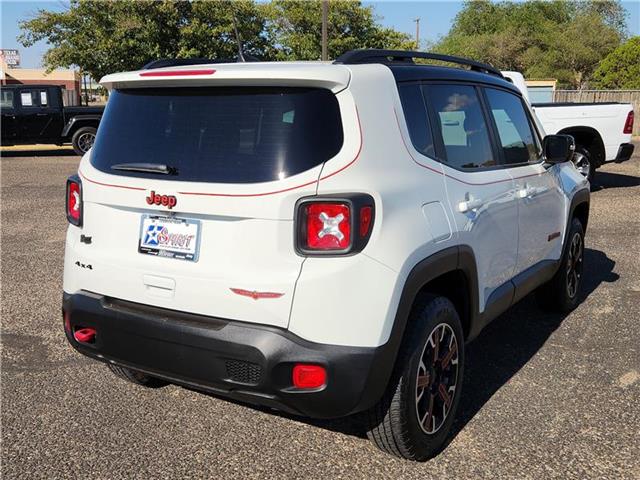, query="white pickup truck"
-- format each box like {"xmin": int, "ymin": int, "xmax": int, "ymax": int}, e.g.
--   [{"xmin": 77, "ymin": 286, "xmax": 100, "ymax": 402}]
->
[{"xmin": 504, "ymin": 71, "xmax": 635, "ymax": 181}]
